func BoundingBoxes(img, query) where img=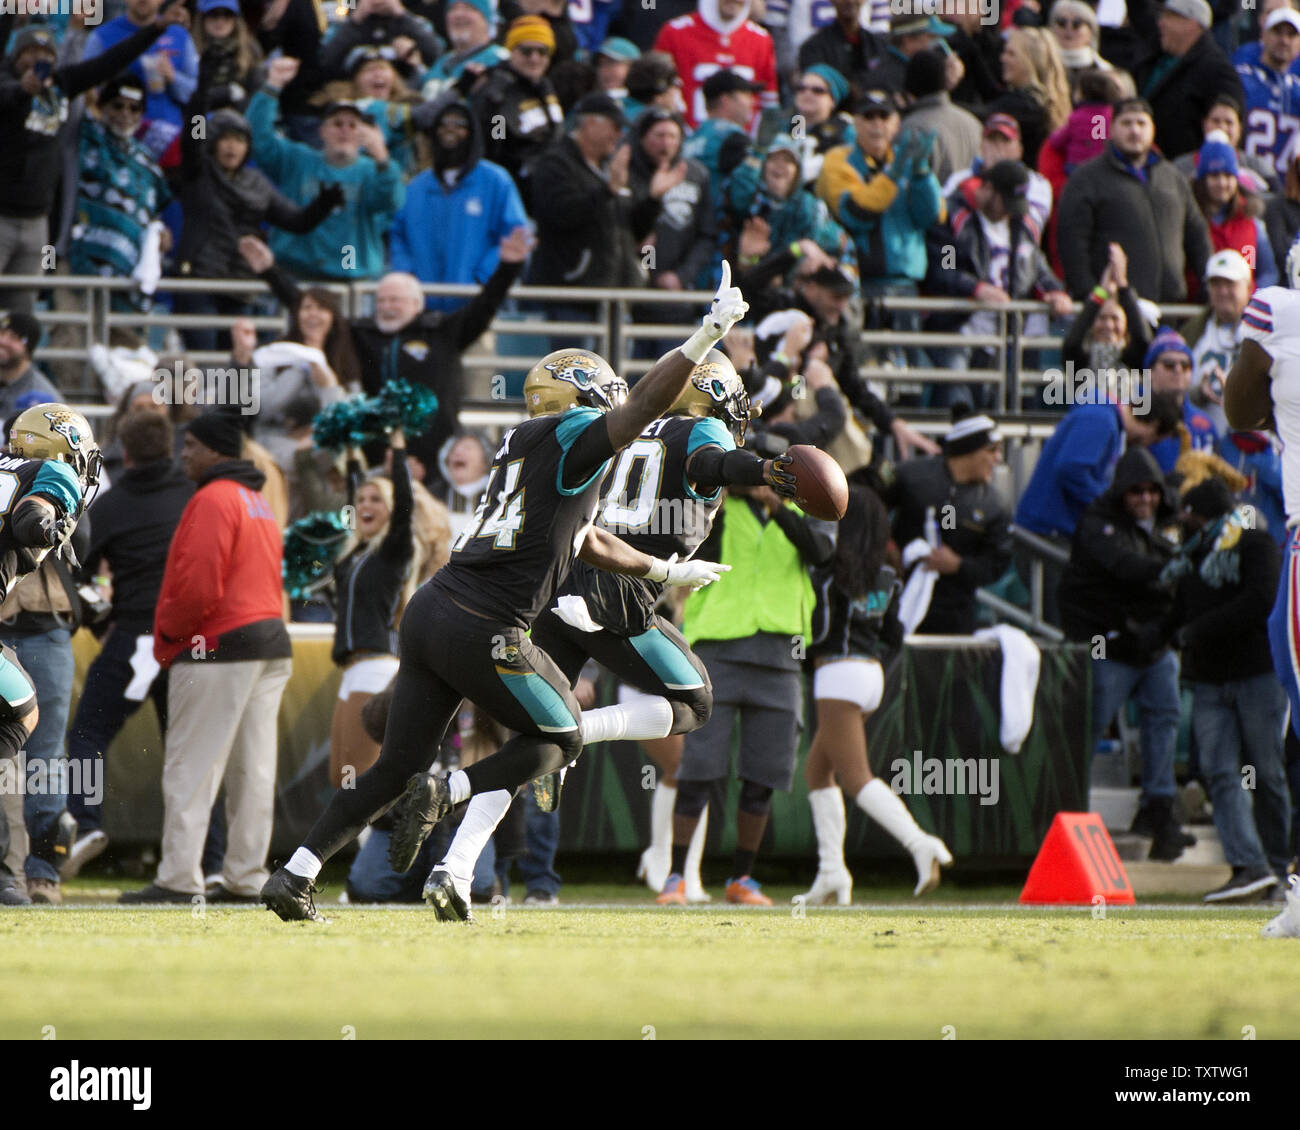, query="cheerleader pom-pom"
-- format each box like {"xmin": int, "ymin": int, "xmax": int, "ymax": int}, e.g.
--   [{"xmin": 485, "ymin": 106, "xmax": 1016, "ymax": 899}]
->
[
  {"xmin": 313, "ymin": 397, "xmax": 368, "ymax": 451},
  {"xmin": 283, "ymin": 510, "xmax": 351, "ymax": 600},
  {"xmin": 373, "ymin": 380, "xmax": 439, "ymax": 437}
]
